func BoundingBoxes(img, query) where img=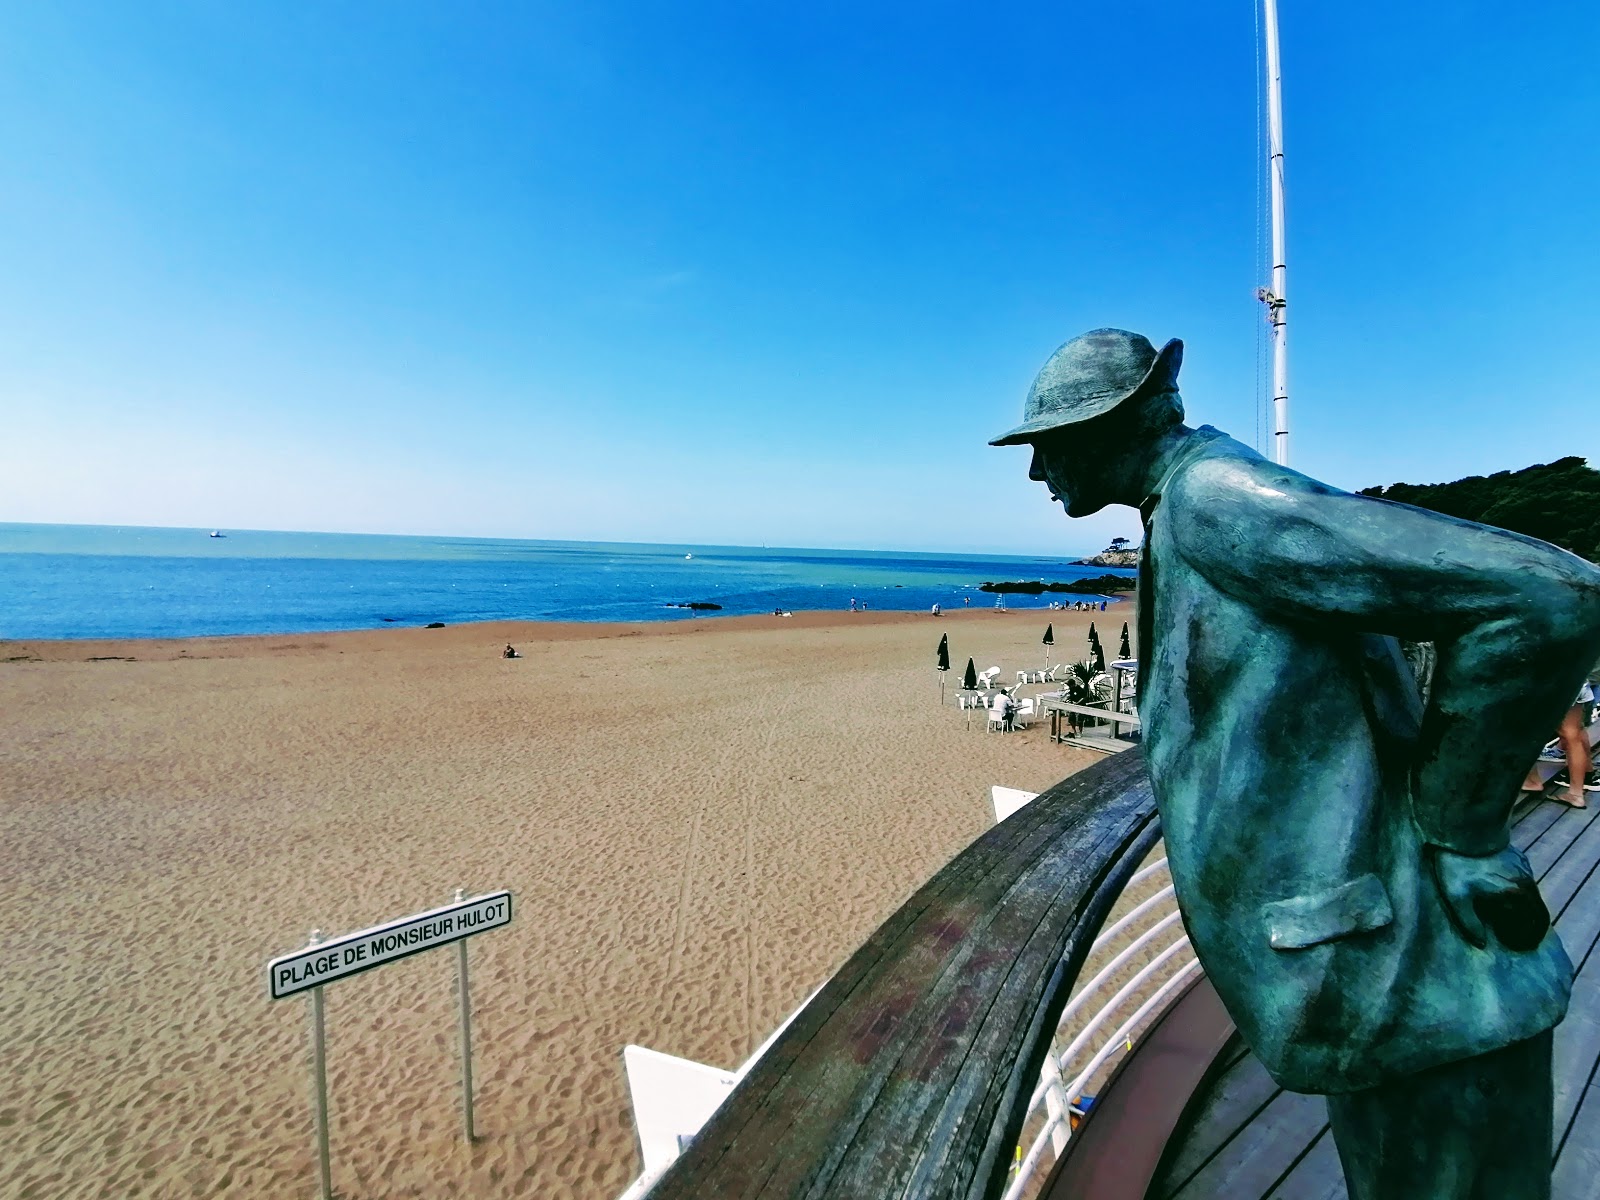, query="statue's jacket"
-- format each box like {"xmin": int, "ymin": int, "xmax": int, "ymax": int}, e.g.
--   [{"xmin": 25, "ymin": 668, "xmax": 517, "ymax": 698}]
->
[{"xmin": 1138, "ymin": 428, "xmax": 1600, "ymax": 1094}]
